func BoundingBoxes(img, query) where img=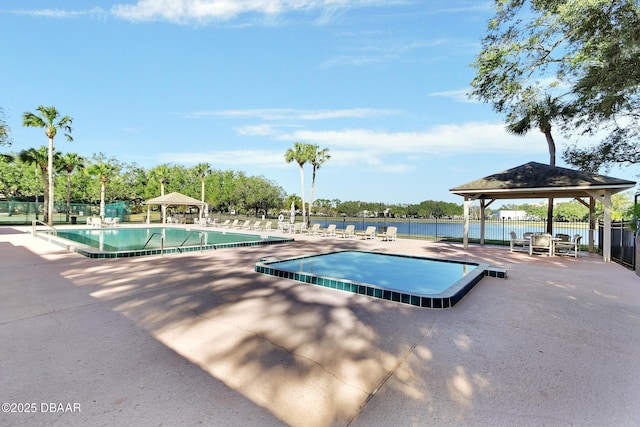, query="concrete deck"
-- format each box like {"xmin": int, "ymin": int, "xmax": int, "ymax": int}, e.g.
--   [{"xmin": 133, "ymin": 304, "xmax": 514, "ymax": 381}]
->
[{"xmin": 1, "ymin": 225, "xmax": 639, "ymax": 426}]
